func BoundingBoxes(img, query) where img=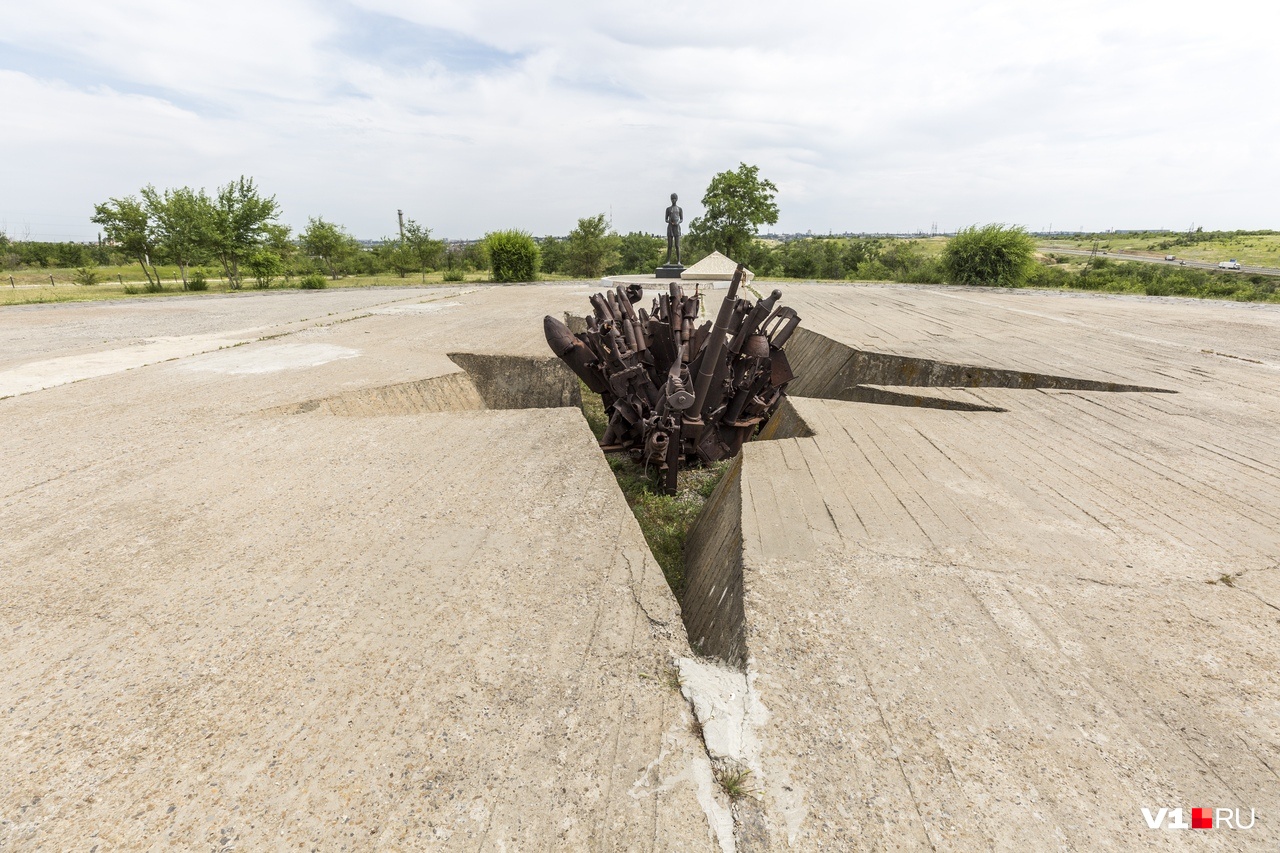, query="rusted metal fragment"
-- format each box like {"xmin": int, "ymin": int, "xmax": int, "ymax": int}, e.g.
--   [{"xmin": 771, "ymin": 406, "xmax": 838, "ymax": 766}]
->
[{"xmin": 544, "ymin": 265, "xmax": 801, "ymax": 494}]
